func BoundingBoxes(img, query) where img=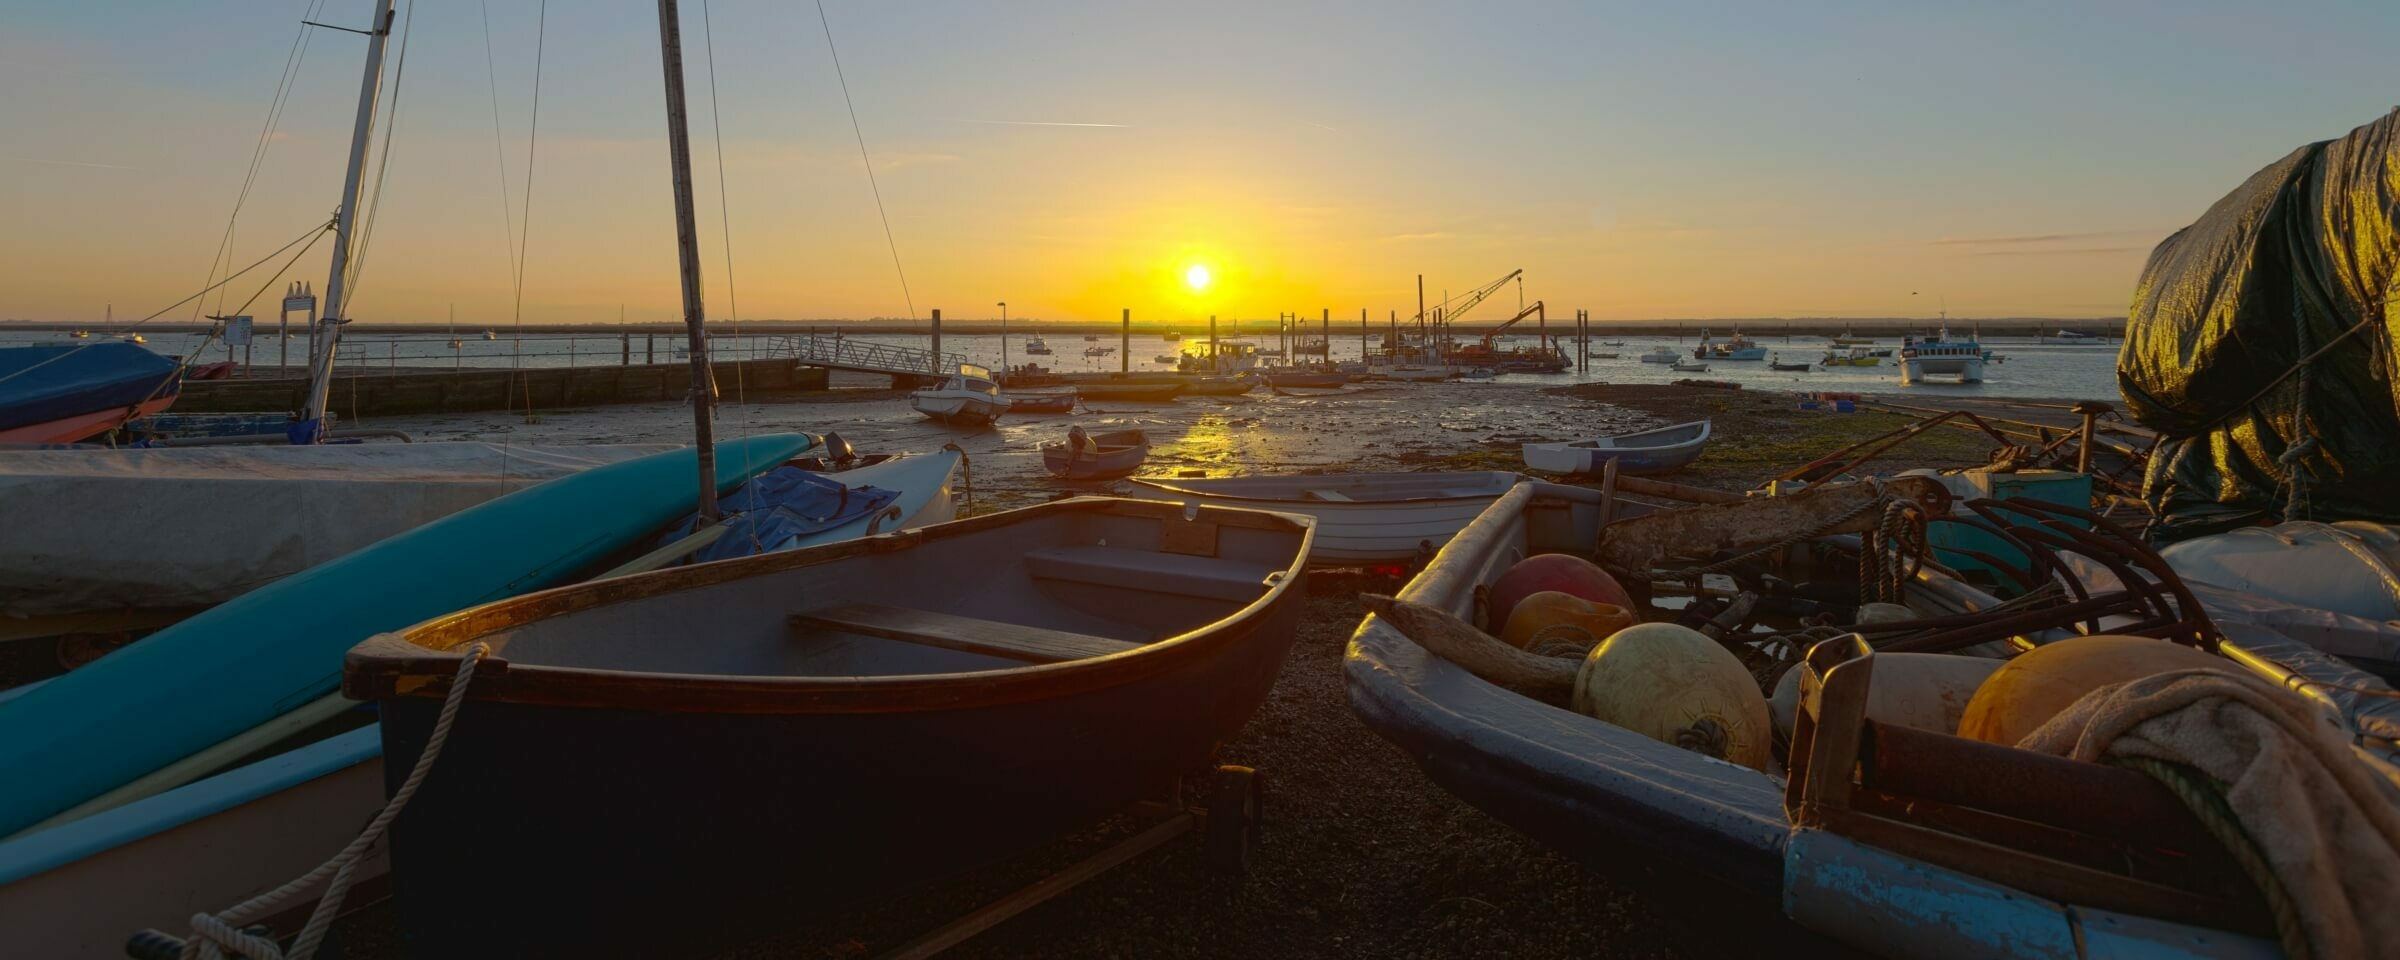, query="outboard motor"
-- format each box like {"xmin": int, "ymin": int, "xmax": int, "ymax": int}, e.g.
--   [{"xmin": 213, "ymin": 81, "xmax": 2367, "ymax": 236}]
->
[{"xmin": 820, "ymin": 431, "xmax": 859, "ymax": 466}]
